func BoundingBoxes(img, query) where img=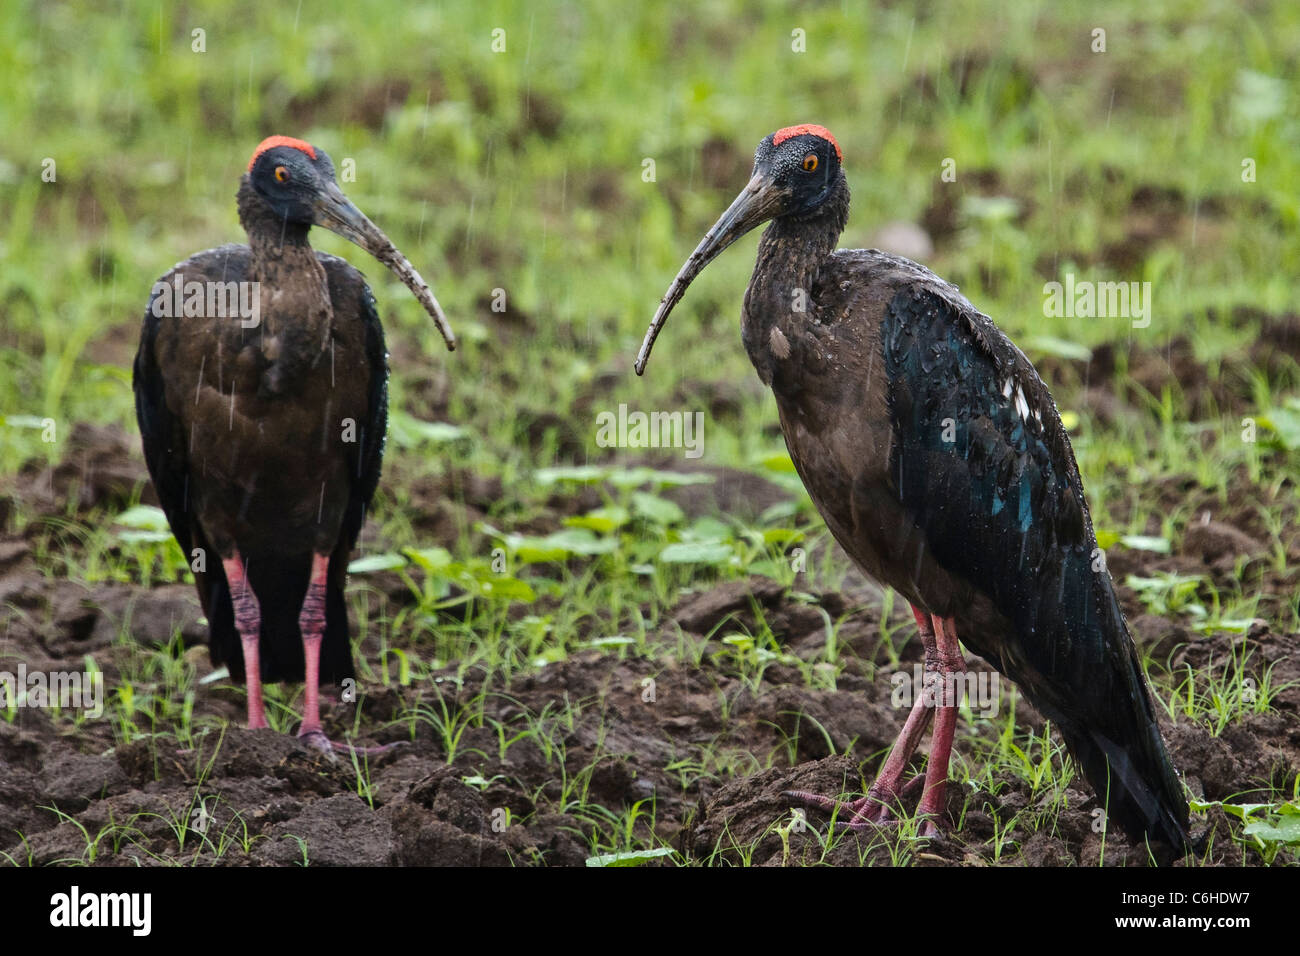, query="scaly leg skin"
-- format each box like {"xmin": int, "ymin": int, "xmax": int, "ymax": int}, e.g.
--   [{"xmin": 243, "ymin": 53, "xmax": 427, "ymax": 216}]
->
[
  {"xmin": 914, "ymin": 615, "xmax": 965, "ymax": 838},
  {"xmin": 223, "ymin": 554, "xmax": 268, "ymax": 730},
  {"xmin": 296, "ymin": 553, "xmax": 401, "ymax": 760},
  {"xmin": 296, "ymin": 552, "xmax": 332, "ymax": 756},
  {"xmin": 784, "ymin": 606, "xmax": 959, "ymax": 835}
]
